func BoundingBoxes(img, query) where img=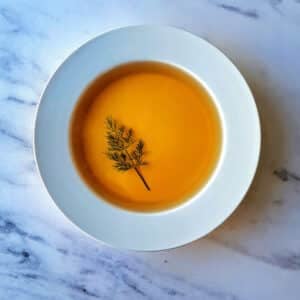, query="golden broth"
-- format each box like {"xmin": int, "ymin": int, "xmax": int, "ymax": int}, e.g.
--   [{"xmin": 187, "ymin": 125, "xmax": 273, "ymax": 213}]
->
[{"xmin": 70, "ymin": 62, "xmax": 222, "ymax": 212}]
